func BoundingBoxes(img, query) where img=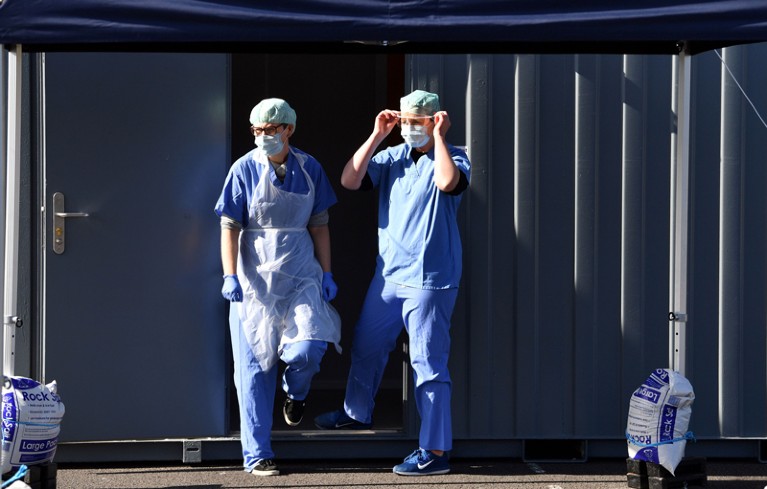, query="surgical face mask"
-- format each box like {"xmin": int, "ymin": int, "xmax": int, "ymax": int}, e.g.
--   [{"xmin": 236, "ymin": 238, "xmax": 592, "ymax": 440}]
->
[
  {"xmin": 401, "ymin": 124, "xmax": 431, "ymax": 148},
  {"xmin": 255, "ymin": 134, "xmax": 285, "ymax": 156}
]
